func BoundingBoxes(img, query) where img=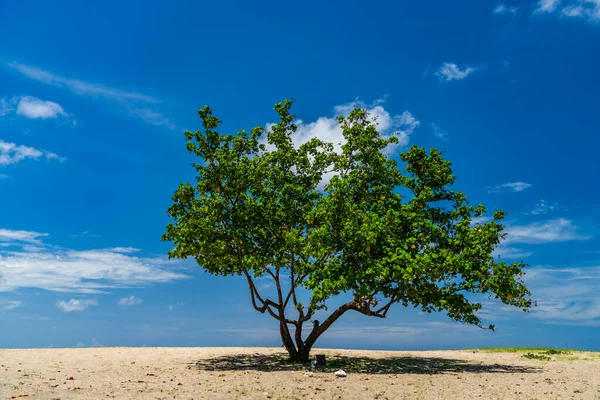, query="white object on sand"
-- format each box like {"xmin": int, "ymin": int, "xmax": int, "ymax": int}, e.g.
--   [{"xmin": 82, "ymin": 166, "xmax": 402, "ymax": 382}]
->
[
  {"xmin": 304, "ymin": 371, "xmax": 314, "ymax": 377},
  {"xmin": 334, "ymin": 369, "xmax": 347, "ymax": 378}
]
